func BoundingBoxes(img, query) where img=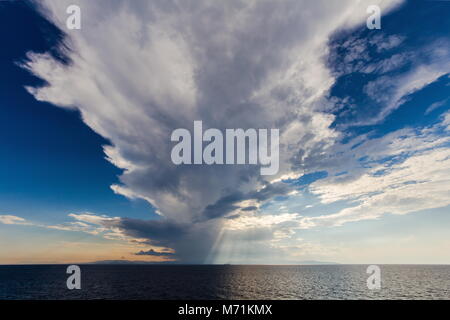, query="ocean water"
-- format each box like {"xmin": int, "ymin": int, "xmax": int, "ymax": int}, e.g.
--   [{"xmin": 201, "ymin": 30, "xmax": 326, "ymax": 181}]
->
[{"xmin": 0, "ymin": 265, "xmax": 449, "ymax": 300}]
